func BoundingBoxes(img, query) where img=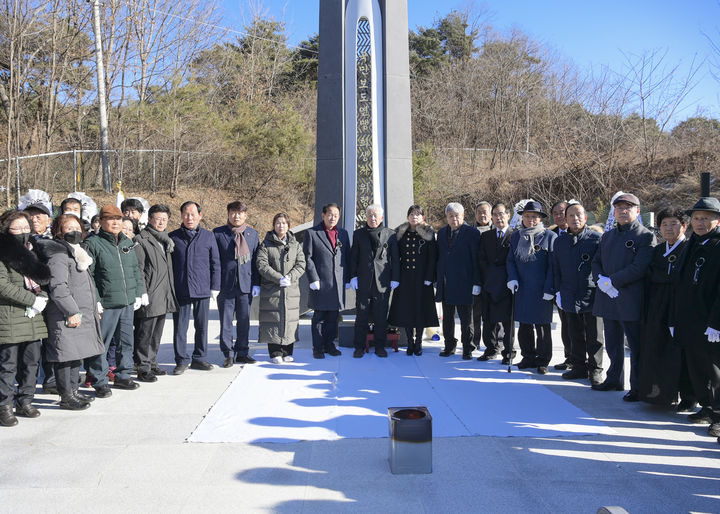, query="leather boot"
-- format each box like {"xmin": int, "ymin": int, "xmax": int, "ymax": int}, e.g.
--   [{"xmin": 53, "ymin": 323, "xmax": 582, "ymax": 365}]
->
[
  {"xmin": 414, "ymin": 338, "xmax": 423, "ymax": 356},
  {"xmin": 0, "ymin": 404, "xmax": 18, "ymax": 427},
  {"xmin": 59, "ymin": 394, "xmax": 90, "ymax": 411}
]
